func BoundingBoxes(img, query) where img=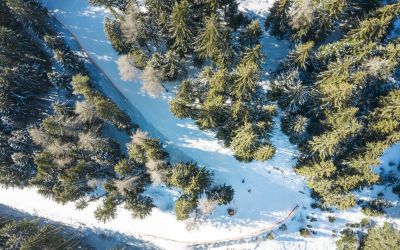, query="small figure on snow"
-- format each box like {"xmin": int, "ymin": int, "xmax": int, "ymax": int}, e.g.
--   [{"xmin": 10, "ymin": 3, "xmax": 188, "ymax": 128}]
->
[
  {"xmin": 227, "ymin": 208, "xmax": 235, "ymax": 216},
  {"xmin": 242, "ymin": 179, "xmax": 245, "ymax": 183}
]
